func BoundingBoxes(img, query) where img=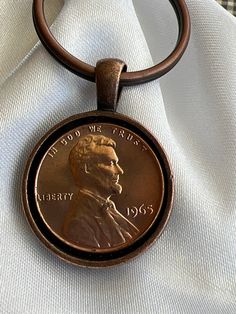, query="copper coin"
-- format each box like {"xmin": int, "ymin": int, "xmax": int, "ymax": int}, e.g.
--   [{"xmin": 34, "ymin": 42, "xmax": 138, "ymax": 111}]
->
[{"xmin": 22, "ymin": 111, "xmax": 173, "ymax": 267}]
